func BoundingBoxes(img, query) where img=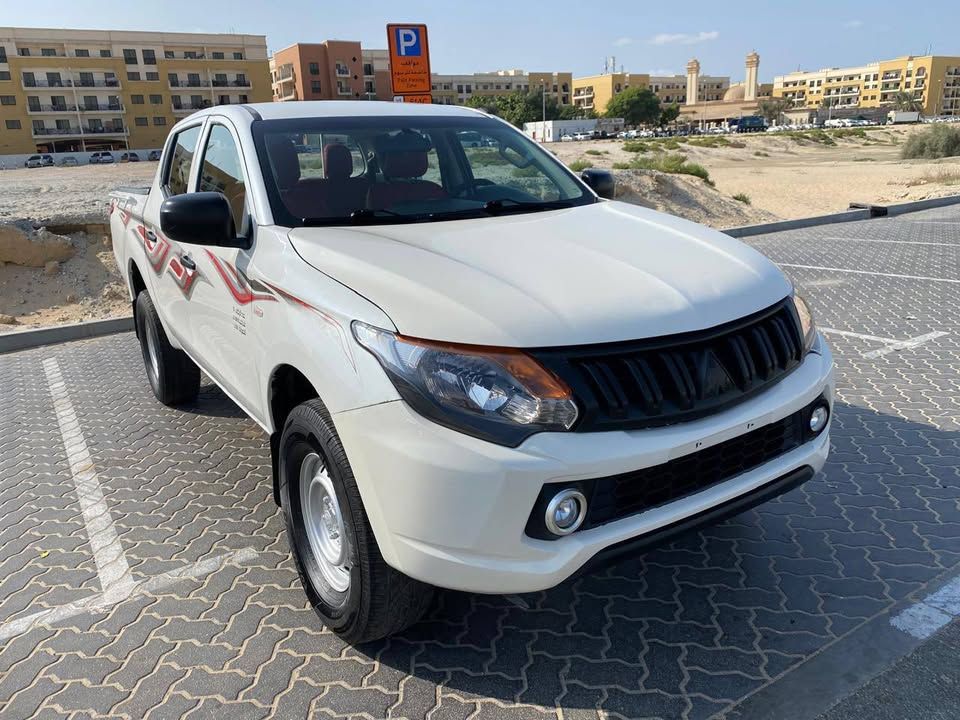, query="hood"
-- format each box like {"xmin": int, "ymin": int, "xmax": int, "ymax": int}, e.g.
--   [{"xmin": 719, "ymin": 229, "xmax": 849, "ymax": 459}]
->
[{"xmin": 288, "ymin": 201, "xmax": 791, "ymax": 347}]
